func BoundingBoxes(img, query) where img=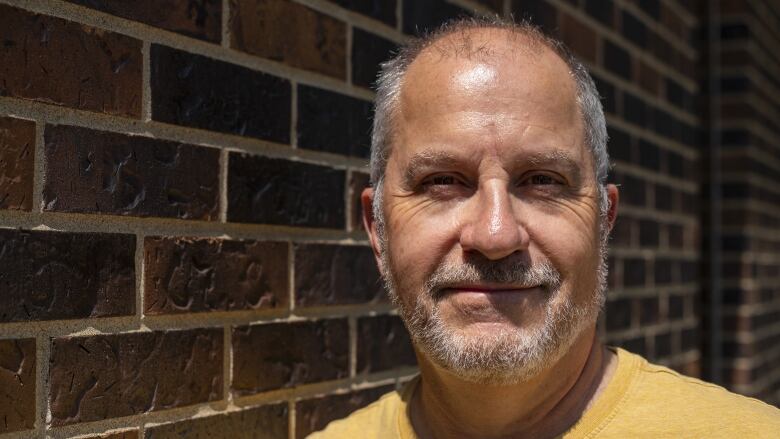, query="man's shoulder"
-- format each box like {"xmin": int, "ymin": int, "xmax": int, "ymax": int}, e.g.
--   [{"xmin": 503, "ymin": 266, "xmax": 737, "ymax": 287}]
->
[
  {"xmin": 609, "ymin": 349, "xmax": 780, "ymax": 436},
  {"xmin": 306, "ymin": 386, "xmax": 408, "ymax": 439}
]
